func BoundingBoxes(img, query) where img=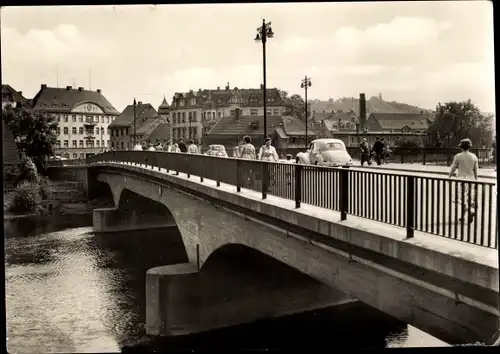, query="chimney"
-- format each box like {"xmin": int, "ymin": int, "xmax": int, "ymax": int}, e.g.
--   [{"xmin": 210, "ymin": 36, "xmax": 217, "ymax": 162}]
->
[
  {"xmin": 359, "ymin": 93, "xmax": 366, "ymax": 130},
  {"xmin": 198, "ymin": 88, "xmax": 201, "ymax": 92},
  {"xmin": 138, "ymin": 101, "xmax": 143, "ymax": 105},
  {"xmin": 97, "ymin": 89, "xmax": 101, "ymax": 94},
  {"xmin": 41, "ymin": 84, "xmax": 47, "ymax": 89},
  {"xmin": 17, "ymin": 91, "xmax": 22, "ymax": 96},
  {"xmin": 217, "ymin": 86, "xmax": 220, "ymax": 90},
  {"xmin": 78, "ymin": 87, "xmax": 83, "ymax": 91},
  {"xmin": 66, "ymin": 86, "xmax": 72, "ymax": 90}
]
